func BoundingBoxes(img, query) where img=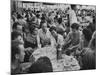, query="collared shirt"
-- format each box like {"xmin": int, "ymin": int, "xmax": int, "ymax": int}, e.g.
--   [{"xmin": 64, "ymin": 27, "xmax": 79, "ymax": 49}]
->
[
  {"xmin": 67, "ymin": 9, "xmax": 78, "ymax": 25},
  {"xmin": 38, "ymin": 28, "xmax": 52, "ymax": 47}
]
